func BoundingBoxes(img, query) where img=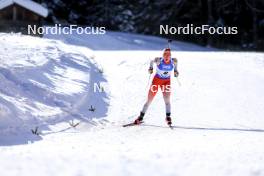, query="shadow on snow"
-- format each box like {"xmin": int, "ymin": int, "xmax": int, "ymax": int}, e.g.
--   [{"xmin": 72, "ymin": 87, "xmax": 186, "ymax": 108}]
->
[{"xmin": 0, "ymin": 48, "xmax": 109, "ymax": 146}]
